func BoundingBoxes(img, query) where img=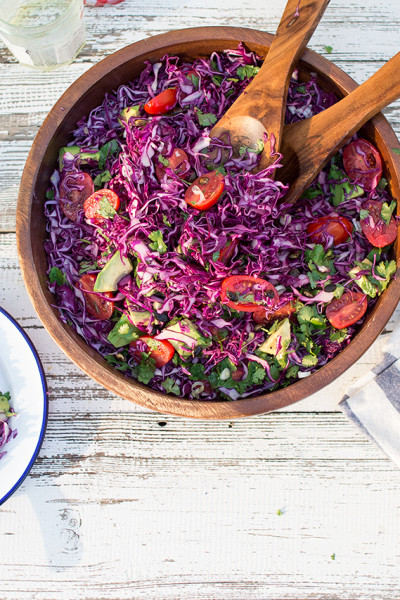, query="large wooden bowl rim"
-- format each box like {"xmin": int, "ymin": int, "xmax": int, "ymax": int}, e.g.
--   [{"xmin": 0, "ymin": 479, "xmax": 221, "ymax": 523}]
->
[{"xmin": 17, "ymin": 26, "xmax": 400, "ymax": 419}]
